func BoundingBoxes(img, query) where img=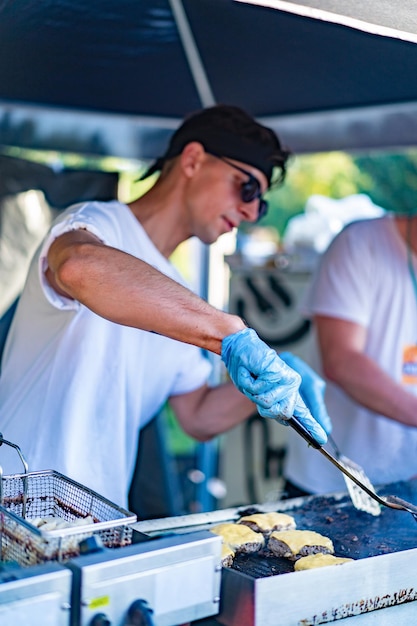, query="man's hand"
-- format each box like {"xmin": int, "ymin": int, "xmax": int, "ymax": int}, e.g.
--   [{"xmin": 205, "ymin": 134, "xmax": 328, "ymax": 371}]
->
[
  {"xmin": 279, "ymin": 352, "xmax": 332, "ymax": 435},
  {"xmin": 221, "ymin": 328, "xmax": 328, "ymax": 444}
]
